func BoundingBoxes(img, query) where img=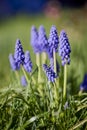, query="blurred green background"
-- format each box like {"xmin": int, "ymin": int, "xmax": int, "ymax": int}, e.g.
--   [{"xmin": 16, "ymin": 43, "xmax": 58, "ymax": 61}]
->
[{"xmin": 0, "ymin": 0, "xmax": 87, "ymax": 91}]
